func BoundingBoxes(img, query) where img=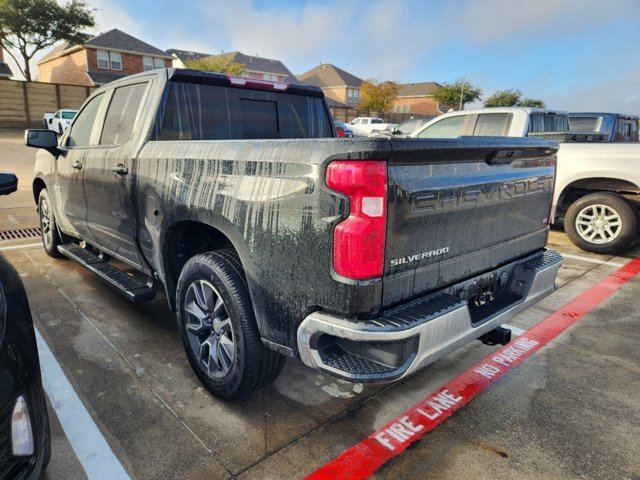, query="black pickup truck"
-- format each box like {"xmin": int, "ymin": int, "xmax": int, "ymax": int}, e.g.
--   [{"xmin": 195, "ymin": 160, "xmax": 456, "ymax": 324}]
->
[{"xmin": 25, "ymin": 69, "xmax": 562, "ymax": 400}]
